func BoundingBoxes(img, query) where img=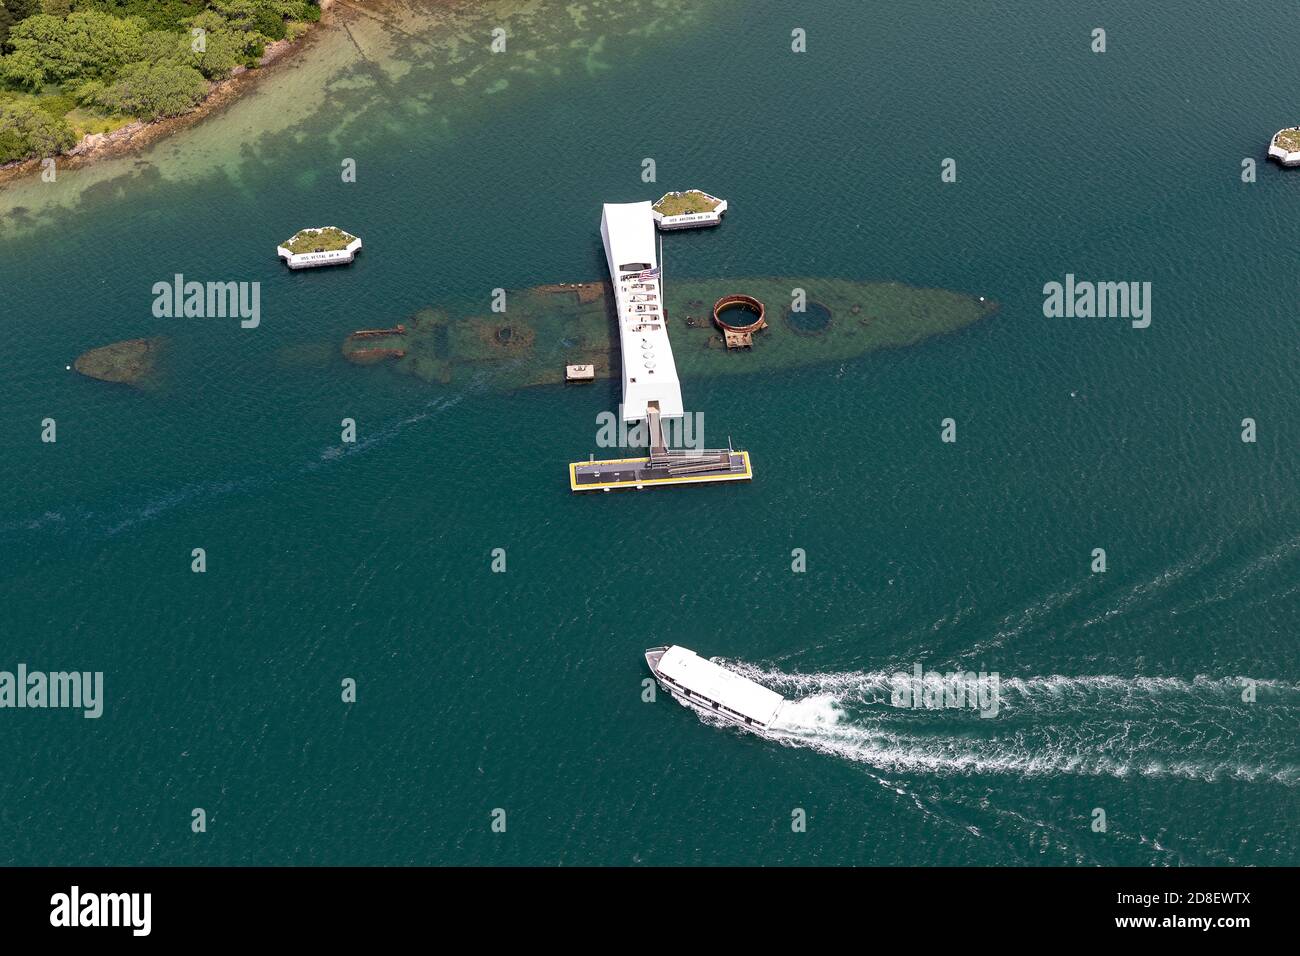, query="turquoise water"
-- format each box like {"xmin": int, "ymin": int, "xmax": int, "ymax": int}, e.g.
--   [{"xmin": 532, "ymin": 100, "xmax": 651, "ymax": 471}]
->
[{"xmin": 2, "ymin": 0, "xmax": 1298, "ymax": 865}]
